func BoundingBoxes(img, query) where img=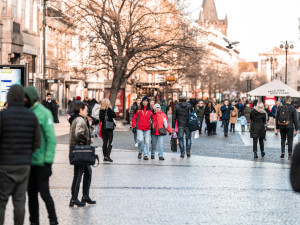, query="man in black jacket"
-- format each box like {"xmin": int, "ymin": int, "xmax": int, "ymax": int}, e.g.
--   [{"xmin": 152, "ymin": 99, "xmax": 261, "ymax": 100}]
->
[
  {"xmin": 0, "ymin": 85, "xmax": 41, "ymax": 225},
  {"xmin": 172, "ymin": 95, "xmax": 192, "ymax": 158},
  {"xmin": 42, "ymin": 93, "xmax": 59, "ymax": 123},
  {"xmin": 276, "ymin": 96, "xmax": 299, "ymax": 160}
]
